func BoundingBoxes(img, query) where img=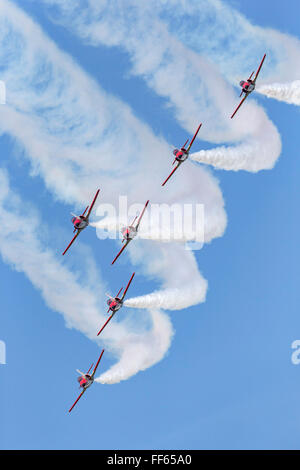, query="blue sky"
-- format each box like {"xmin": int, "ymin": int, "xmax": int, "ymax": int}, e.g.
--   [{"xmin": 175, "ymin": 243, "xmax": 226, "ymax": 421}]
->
[{"xmin": 0, "ymin": 0, "xmax": 300, "ymax": 450}]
